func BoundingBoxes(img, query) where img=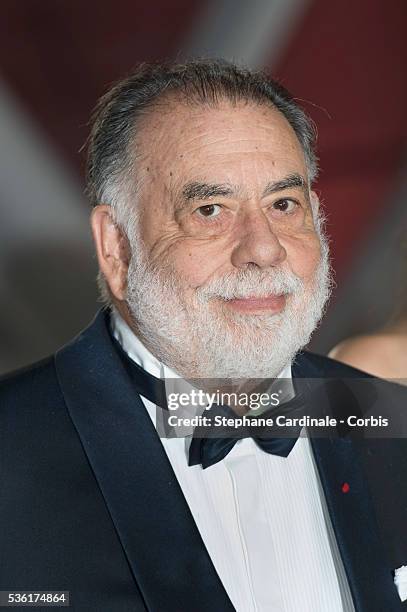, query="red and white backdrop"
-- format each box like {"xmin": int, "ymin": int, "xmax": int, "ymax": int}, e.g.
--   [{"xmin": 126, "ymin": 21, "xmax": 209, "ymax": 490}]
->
[{"xmin": 0, "ymin": 0, "xmax": 406, "ymax": 373}]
